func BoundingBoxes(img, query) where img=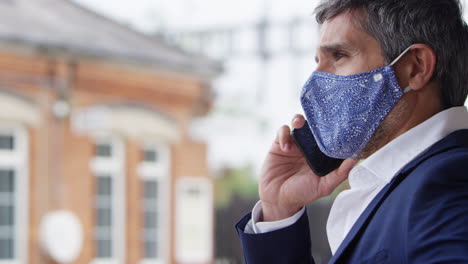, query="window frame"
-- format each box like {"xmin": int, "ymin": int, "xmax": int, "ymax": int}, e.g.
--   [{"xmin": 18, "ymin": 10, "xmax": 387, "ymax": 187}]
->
[
  {"xmin": 138, "ymin": 143, "xmax": 170, "ymax": 264},
  {"xmin": 90, "ymin": 137, "xmax": 126, "ymax": 264},
  {"xmin": 0, "ymin": 126, "xmax": 28, "ymax": 264}
]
